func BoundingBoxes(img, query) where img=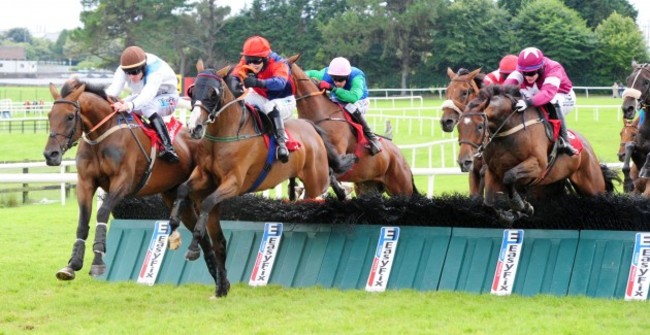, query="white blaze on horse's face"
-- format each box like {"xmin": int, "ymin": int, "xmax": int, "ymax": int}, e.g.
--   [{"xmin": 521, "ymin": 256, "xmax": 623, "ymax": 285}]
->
[{"xmin": 188, "ymin": 101, "xmax": 204, "ymax": 131}]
